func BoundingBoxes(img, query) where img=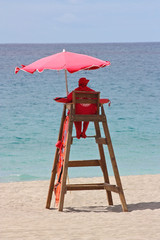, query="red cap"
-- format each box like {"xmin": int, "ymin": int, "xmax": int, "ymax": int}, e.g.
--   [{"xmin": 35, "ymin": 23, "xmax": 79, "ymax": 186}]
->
[{"xmin": 78, "ymin": 77, "xmax": 89, "ymax": 86}]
